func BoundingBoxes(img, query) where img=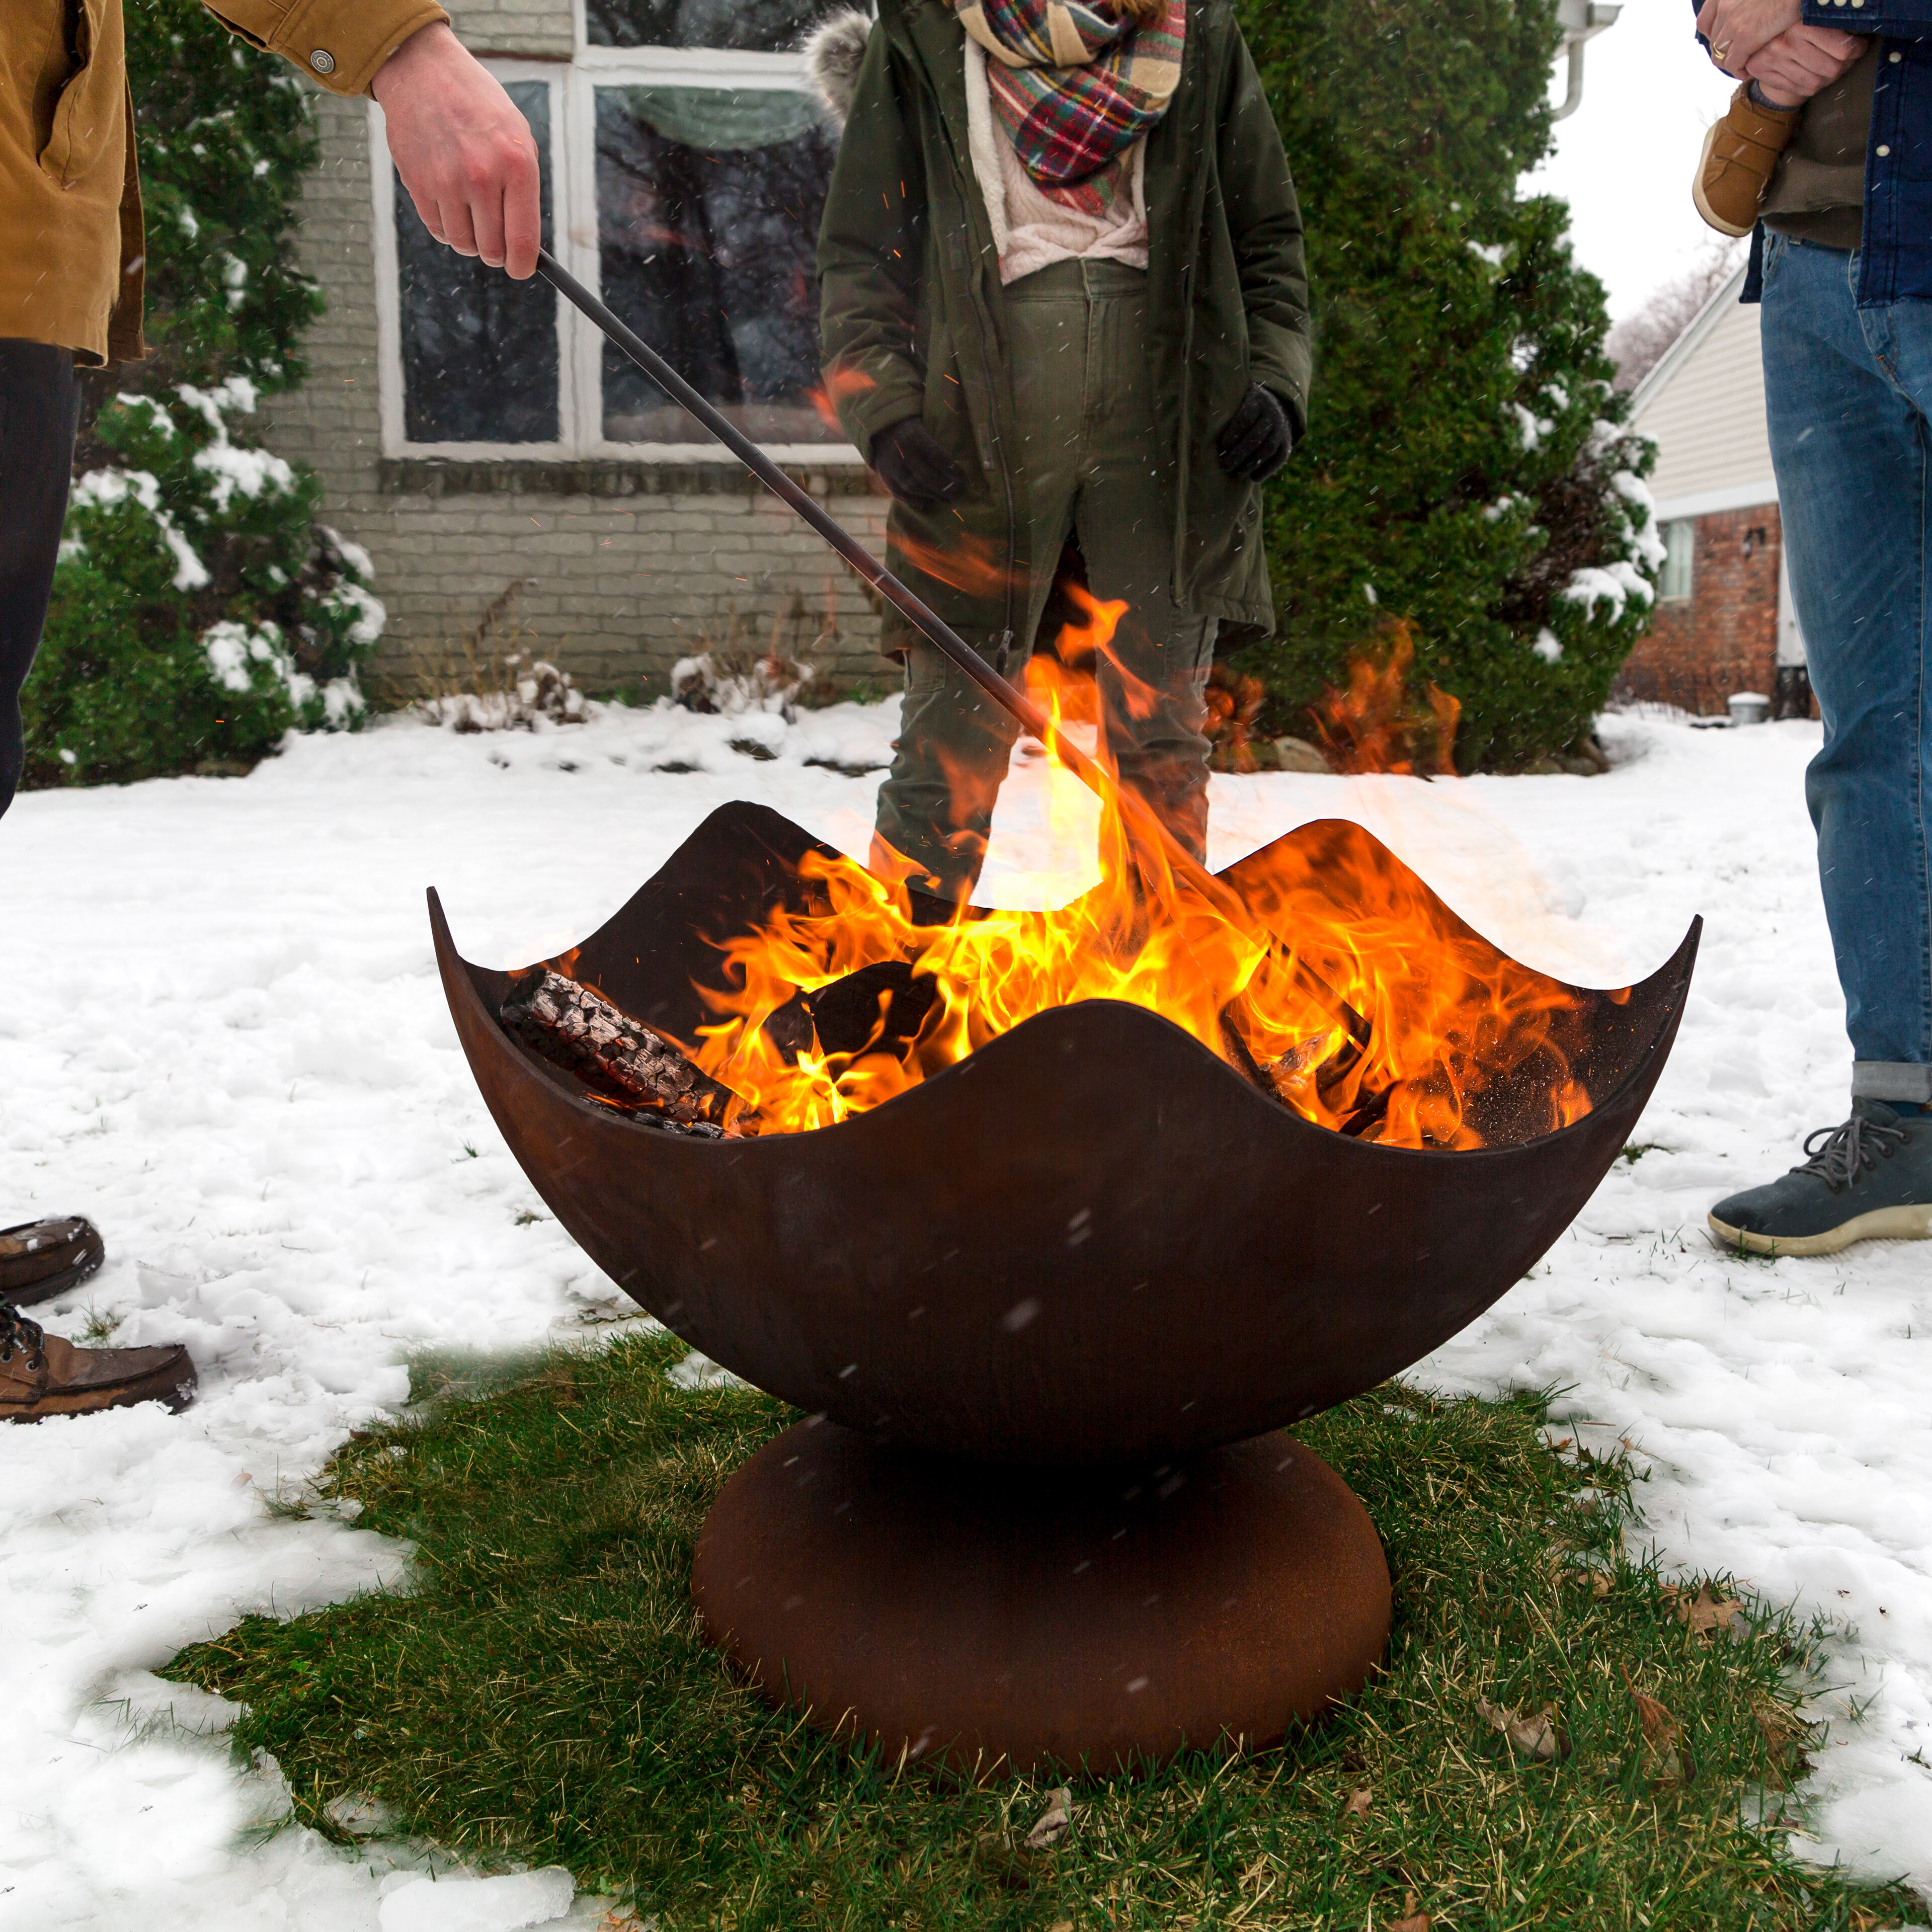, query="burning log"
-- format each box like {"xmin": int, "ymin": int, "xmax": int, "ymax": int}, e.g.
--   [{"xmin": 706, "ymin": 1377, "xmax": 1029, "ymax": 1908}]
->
[
  {"xmin": 501, "ymin": 969, "xmax": 744, "ymax": 1135},
  {"xmin": 1219, "ymin": 1003, "xmax": 1402, "ymax": 1138},
  {"xmin": 766, "ymin": 958, "xmax": 940, "ymax": 1064},
  {"xmin": 1217, "ymin": 1009, "xmax": 1279, "ymax": 1098}
]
